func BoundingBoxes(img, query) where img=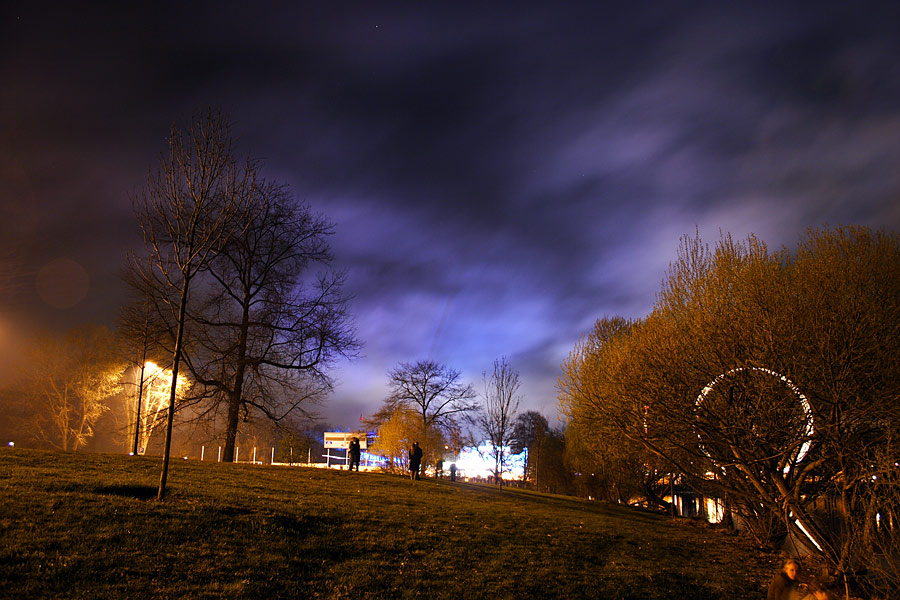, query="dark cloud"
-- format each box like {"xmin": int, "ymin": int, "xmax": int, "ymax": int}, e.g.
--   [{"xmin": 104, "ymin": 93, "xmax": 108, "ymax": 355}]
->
[{"xmin": 3, "ymin": 1, "xmax": 899, "ymax": 428}]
